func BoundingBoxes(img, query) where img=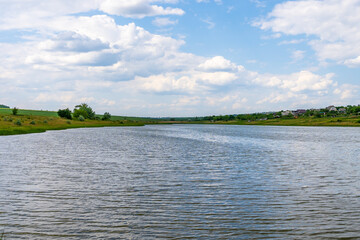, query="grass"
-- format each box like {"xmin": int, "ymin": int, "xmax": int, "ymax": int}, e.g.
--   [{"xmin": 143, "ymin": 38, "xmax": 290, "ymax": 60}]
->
[
  {"xmin": 0, "ymin": 108, "xmax": 58, "ymax": 117},
  {"xmin": 0, "ymin": 108, "xmax": 158, "ymax": 121},
  {"xmin": 0, "ymin": 112, "xmax": 149, "ymax": 136},
  {"xmin": 191, "ymin": 116, "xmax": 360, "ymax": 127},
  {"xmin": 1, "ymin": 108, "xmax": 360, "ymax": 136}
]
